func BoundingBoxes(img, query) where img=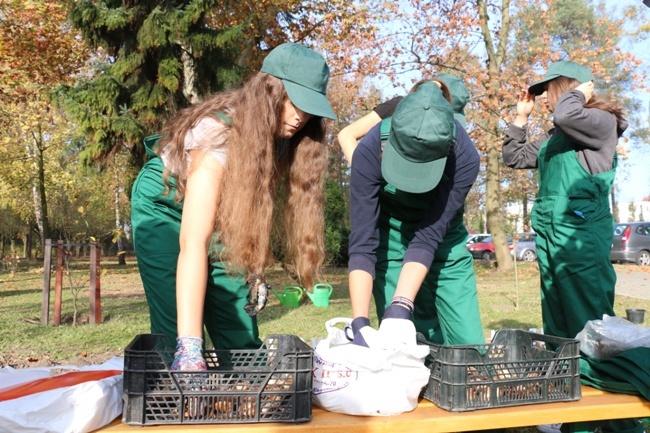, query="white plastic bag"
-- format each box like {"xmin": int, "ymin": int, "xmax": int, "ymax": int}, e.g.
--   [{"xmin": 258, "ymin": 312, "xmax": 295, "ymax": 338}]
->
[
  {"xmin": 312, "ymin": 317, "xmax": 430, "ymax": 416},
  {"xmin": 0, "ymin": 357, "xmax": 124, "ymax": 433},
  {"xmin": 576, "ymin": 314, "xmax": 650, "ymax": 359}
]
